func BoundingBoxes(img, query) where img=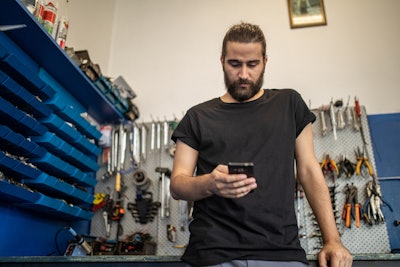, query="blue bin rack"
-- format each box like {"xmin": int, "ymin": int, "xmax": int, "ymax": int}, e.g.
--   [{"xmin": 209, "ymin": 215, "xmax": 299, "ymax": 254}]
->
[{"xmin": 0, "ymin": 0, "xmax": 129, "ymax": 255}]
